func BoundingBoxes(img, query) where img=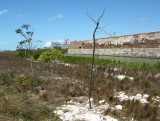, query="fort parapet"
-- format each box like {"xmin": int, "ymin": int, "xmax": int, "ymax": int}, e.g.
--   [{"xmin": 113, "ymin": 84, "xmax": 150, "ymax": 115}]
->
[{"xmin": 68, "ymin": 31, "xmax": 160, "ymax": 58}]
